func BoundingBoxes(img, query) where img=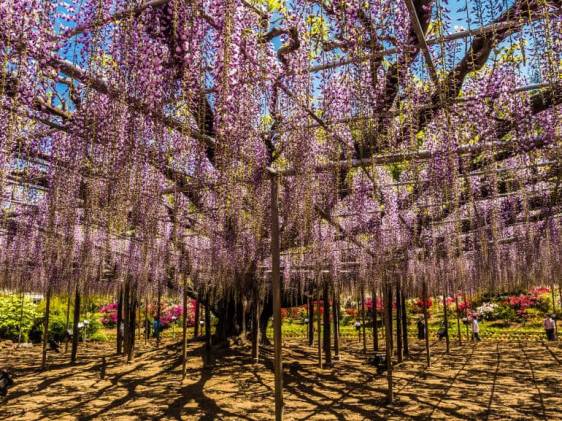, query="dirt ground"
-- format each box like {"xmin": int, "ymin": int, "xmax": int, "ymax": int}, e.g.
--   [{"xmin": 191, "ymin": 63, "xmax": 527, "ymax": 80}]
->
[{"xmin": 1, "ymin": 335, "xmax": 561, "ymax": 420}]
